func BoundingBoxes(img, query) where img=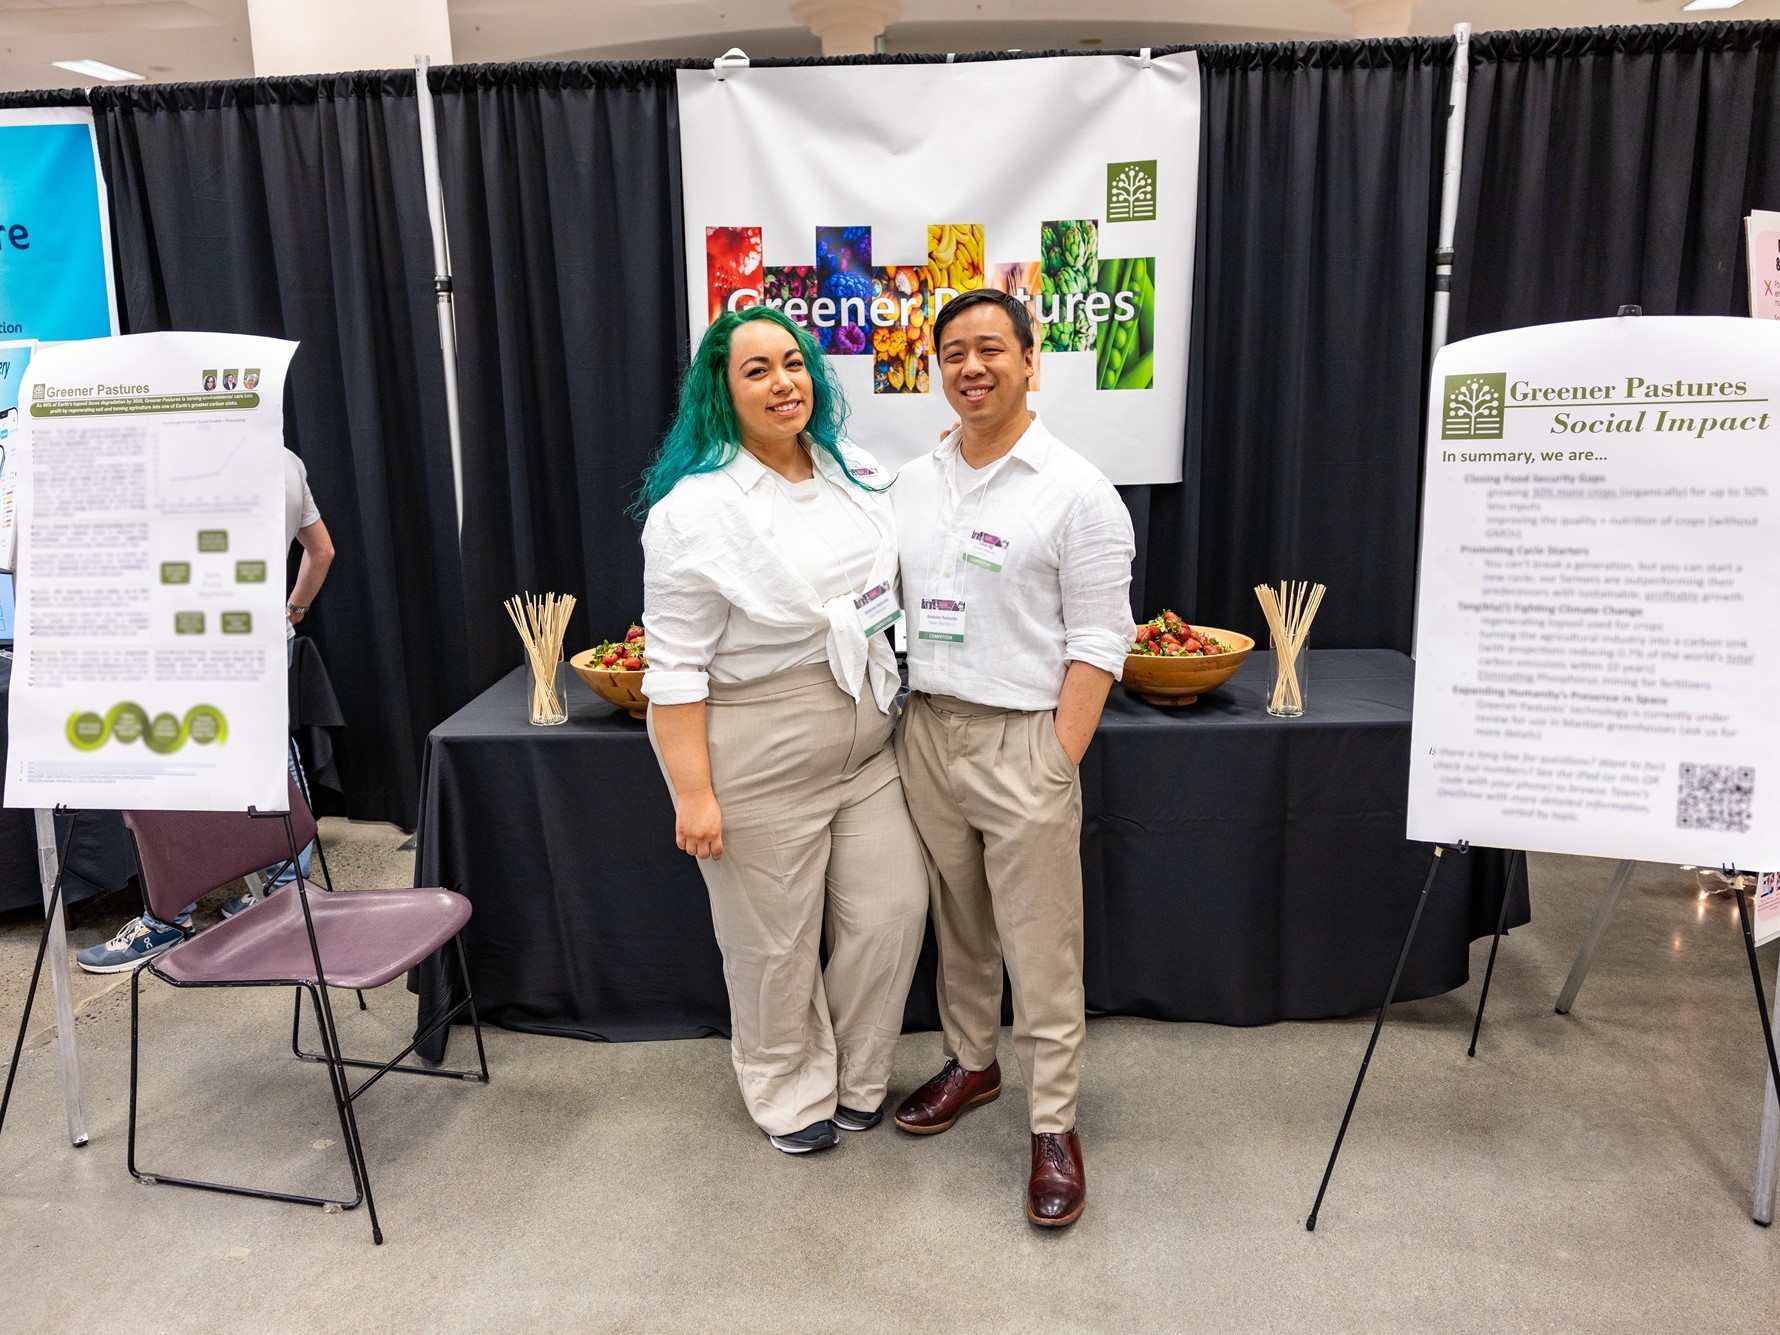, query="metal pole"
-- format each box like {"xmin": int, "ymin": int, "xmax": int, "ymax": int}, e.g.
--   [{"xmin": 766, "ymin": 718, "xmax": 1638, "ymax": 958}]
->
[
  {"xmin": 1467, "ymin": 848, "xmax": 1520, "ymax": 1057},
  {"xmin": 36, "ymin": 810, "xmax": 87, "ymax": 1146},
  {"xmin": 414, "ymin": 54, "xmax": 466, "ymax": 536},
  {"xmin": 1412, "ymin": 22, "xmax": 1472, "ymax": 660},
  {"xmin": 1307, "ymin": 845, "xmax": 1446, "ymax": 1231},
  {"xmin": 1753, "ymin": 947, "xmax": 1778, "ymax": 1226},
  {"xmin": 1555, "ymin": 859, "xmax": 1637, "ymax": 1016},
  {"xmin": 1427, "ymin": 23, "xmax": 1472, "ymax": 361}
]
